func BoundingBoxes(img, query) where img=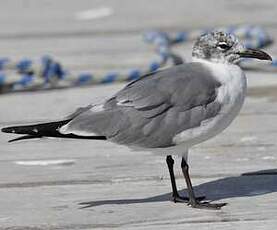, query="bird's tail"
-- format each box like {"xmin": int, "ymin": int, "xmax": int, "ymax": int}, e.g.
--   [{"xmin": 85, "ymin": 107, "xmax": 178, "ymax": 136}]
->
[{"xmin": 1, "ymin": 119, "xmax": 106, "ymax": 142}]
